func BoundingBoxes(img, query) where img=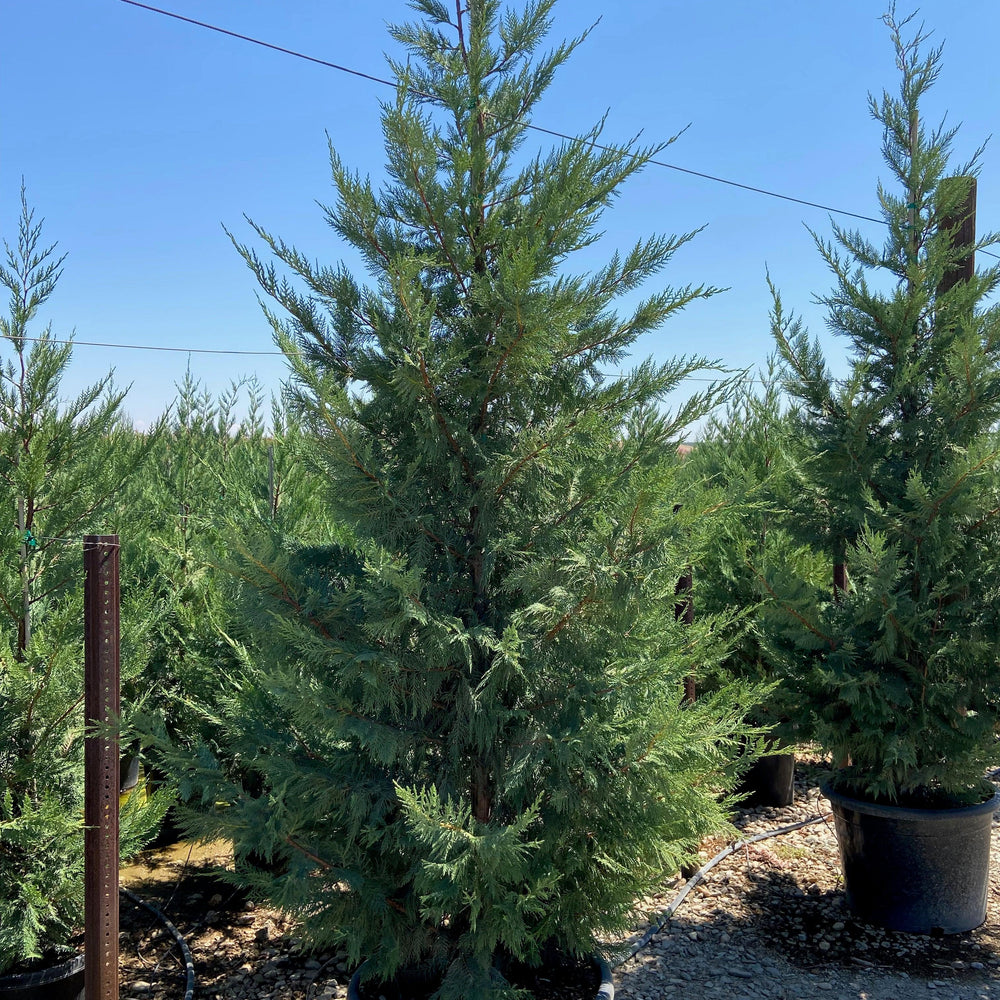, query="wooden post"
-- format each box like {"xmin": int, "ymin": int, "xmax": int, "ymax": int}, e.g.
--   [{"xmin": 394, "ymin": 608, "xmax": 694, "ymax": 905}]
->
[
  {"xmin": 937, "ymin": 176, "xmax": 977, "ymax": 297},
  {"xmin": 268, "ymin": 442, "xmax": 276, "ymax": 518},
  {"xmin": 671, "ymin": 500, "xmax": 695, "ymax": 702},
  {"xmin": 674, "ymin": 569, "xmax": 695, "ymax": 703},
  {"xmin": 17, "ymin": 498, "xmax": 30, "ymax": 657},
  {"xmin": 833, "ymin": 561, "xmax": 848, "ymax": 603},
  {"xmin": 937, "ymin": 176, "xmax": 976, "ymax": 732},
  {"xmin": 84, "ymin": 535, "xmax": 120, "ymax": 1000},
  {"xmin": 906, "ymin": 109, "xmax": 919, "ymax": 295},
  {"xmin": 833, "ymin": 545, "xmax": 851, "ymax": 767}
]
